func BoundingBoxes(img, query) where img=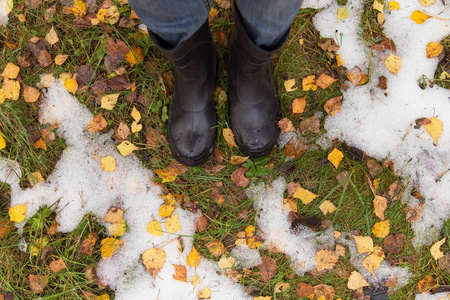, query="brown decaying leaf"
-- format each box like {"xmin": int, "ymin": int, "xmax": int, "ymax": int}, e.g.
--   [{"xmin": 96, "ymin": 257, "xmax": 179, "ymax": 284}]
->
[
  {"xmin": 80, "ymin": 233, "xmax": 98, "ymax": 255},
  {"xmin": 215, "ymin": 28, "xmax": 228, "ymax": 48},
  {"xmin": 366, "ymin": 159, "xmax": 383, "ymax": 178},
  {"xmin": 405, "ymin": 202, "xmax": 424, "ymax": 223},
  {"xmin": 296, "ymin": 282, "xmax": 314, "ymax": 299},
  {"xmin": 113, "ymin": 122, "xmax": 130, "ymax": 143},
  {"xmin": 316, "ymin": 73, "xmax": 337, "ymax": 89},
  {"xmin": 105, "ymin": 34, "xmax": 129, "ymax": 74},
  {"xmin": 172, "ymin": 264, "xmax": 187, "ymax": 282},
  {"xmin": 0, "ymin": 218, "xmax": 14, "ymax": 238},
  {"xmin": 287, "ymin": 182, "xmax": 302, "ymax": 197},
  {"xmin": 437, "ymin": 253, "xmax": 450, "ymax": 274},
  {"xmin": 259, "ymin": 255, "xmax": 276, "ymax": 283},
  {"xmin": 324, "ymin": 96, "xmax": 342, "ymax": 116},
  {"xmin": 299, "ymin": 115, "xmax": 320, "ymax": 134},
  {"xmin": 211, "ymin": 188, "xmax": 225, "ymax": 204},
  {"xmin": 318, "ymin": 38, "xmax": 340, "ymax": 53},
  {"xmin": 231, "ymin": 167, "xmax": 249, "ymax": 187},
  {"xmin": 76, "ymin": 64, "xmax": 95, "ymax": 90},
  {"xmin": 284, "ymin": 136, "xmax": 307, "ymax": 159},
  {"xmin": 314, "ymin": 284, "xmax": 335, "ymax": 300},
  {"xmin": 370, "ymin": 39, "xmax": 396, "ymax": 52},
  {"xmin": 278, "ymin": 118, "xmax": 296, "ymax": 133},
  {"xmin": 378, "ymin": 76, "xmax": 387, "ymax": 90},
  {"xmin": 27, "ymin": 37, "xmax": 51, "ymax": 67},
  {"xmin": 49, "ymin": 221, "xmax": 59, "ymax": 235},
  {"xmin": 195, "ymin": 212, "xmax": 208, "ymax": 232},
  {"xmin": 347, "ymin": 66, "xmax": 368, "ymax": 86},
  {"xmin": 417, "ymin": 275, "xmax": 436, "ymax": 292},
  {"xmin": 29, "ymin": 274, "xmax": 48, "ymax": 293},
  {"xmin": 49, "ymin": 257, "xmax": 66, "ymax": 273},
  {"xmin": 206, "ymin": 239, "xmax": 225, "ymax": 257},
  {"xmin": 383, "ymin": 233, "xmax": 406, "ymax": 255}
]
